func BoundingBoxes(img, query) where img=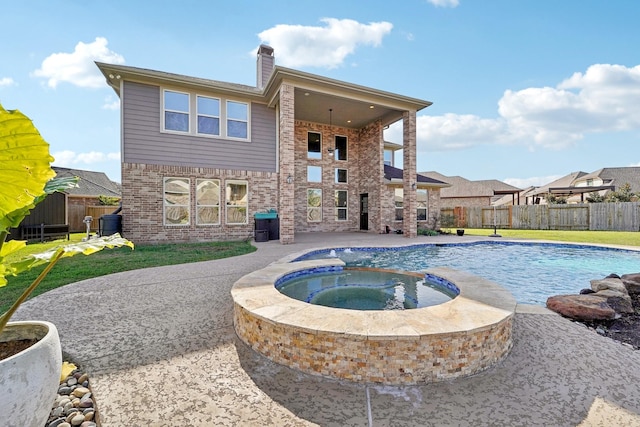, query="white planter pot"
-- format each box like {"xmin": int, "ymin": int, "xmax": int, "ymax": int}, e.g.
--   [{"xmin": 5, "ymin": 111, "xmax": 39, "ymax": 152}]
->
[{"xmin": 0, "ymin": 321, "xmax": 62, "ymax": 427}]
